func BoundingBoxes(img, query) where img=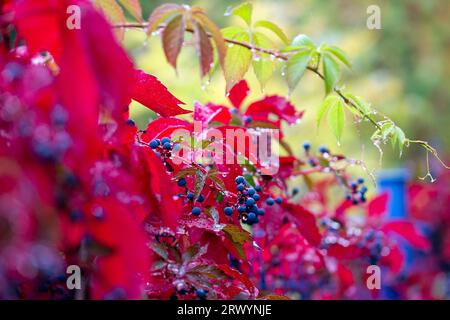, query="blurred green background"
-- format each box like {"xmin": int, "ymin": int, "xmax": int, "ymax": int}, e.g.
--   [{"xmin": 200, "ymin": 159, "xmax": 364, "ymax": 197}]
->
[{"xmin": 123, "ymin": 0, "xmax": 450, "ymax": 180}]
